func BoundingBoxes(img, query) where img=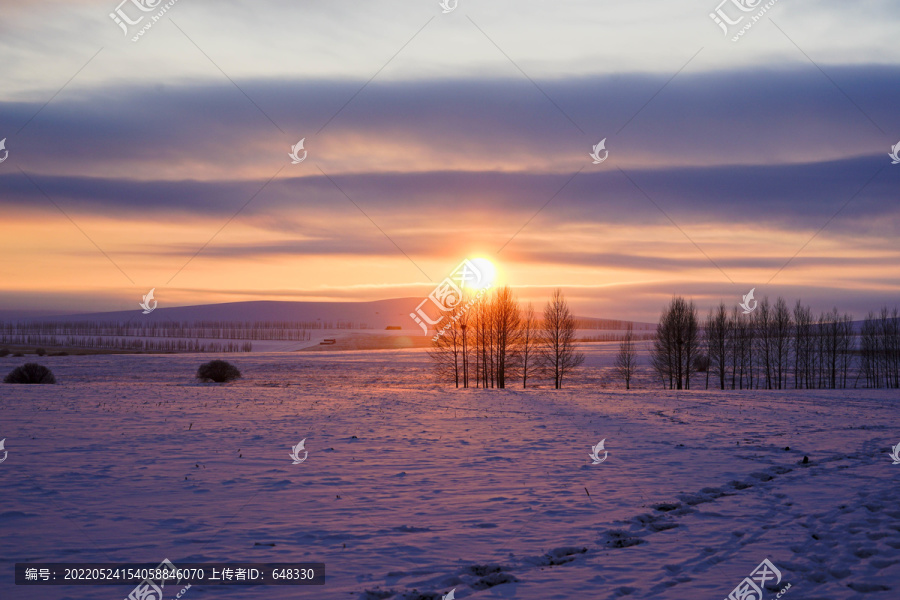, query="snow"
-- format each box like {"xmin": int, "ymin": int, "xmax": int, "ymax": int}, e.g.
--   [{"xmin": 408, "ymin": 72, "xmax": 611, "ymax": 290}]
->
[{"xmin": 0, "ymin": 345, "xmax": 898, "ymax": 600}]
